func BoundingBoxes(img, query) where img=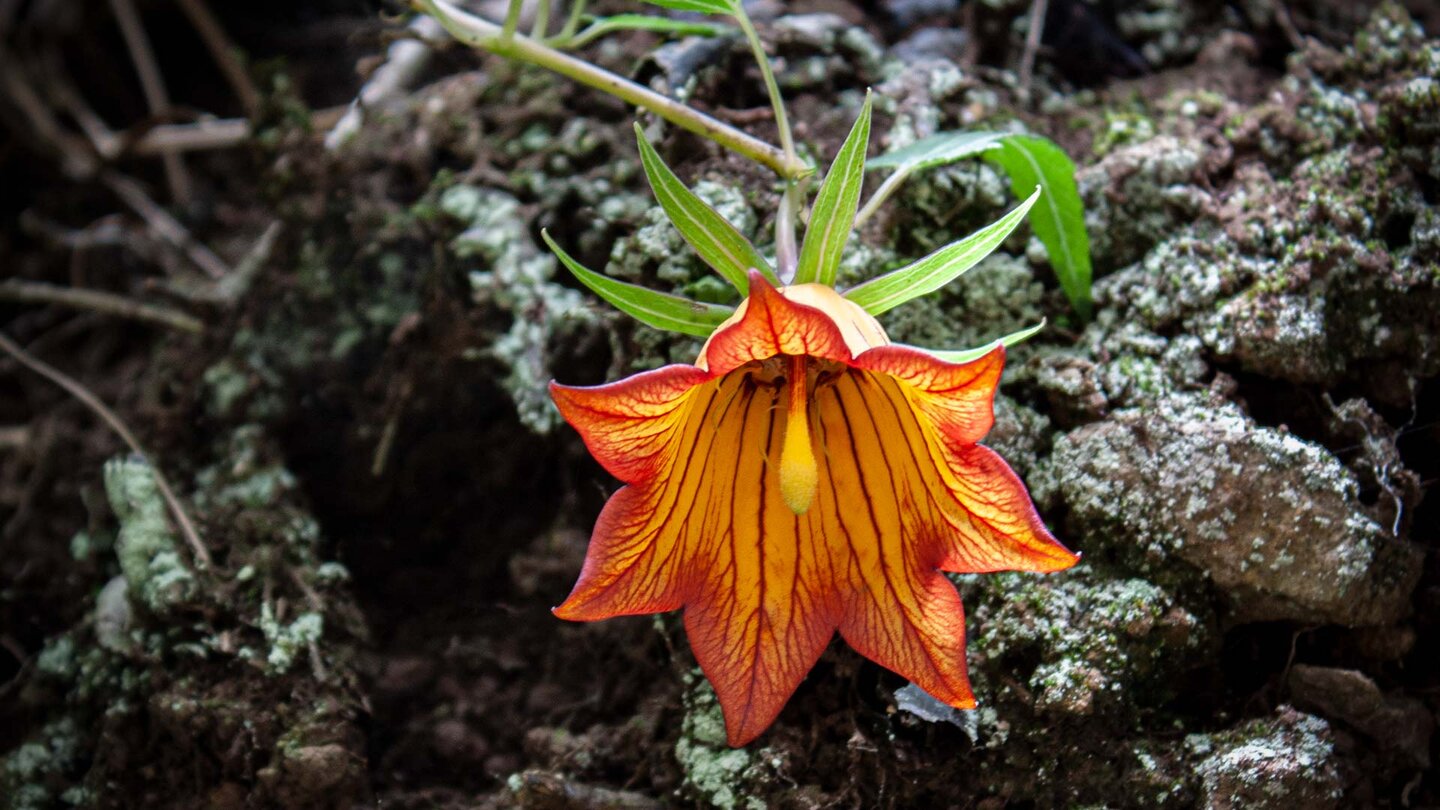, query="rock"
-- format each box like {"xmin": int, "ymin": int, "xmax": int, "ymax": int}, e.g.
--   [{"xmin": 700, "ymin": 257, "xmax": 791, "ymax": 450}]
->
[
  {"xmin": 508, "ymin": 769, "xmax": 665, "ymax": 810},
  {"xmin": 1077, "ymin": 135, "xmax": 1210, "ymax": 271},
  {"xmin": 1031, "ymin": 354, "xmax": 1108, "ymax": 427},
  {"xmin": 890, "ymin": 27, "xmax": 970, "ymax": 63},
  {"xmin": 969, "ymin": 568, "xmax": 1206, "ymax": 717},
  {"xmin": 1287, "ymin": 665, "xmax": 1431, "ymax": 768},
  {"xmin": 258, "ymin": 743, "xmax": 367, "ymax": 809},
  {"xmin": 1036, "ymin": 394, "xmax": 1422, "ymax": 626},
  {"xmin": 882, "ymin": 0, "xmax": 959, "ymax": 30},
  {"xmin": 1187, "ymin": 707, "xmax": 1344, "ymax": 809}
]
